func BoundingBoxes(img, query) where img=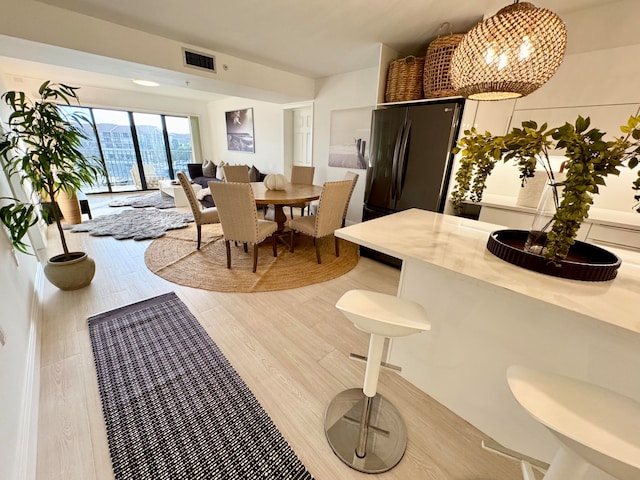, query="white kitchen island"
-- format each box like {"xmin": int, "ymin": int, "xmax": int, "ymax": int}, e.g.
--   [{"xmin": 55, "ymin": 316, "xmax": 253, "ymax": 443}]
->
[{"xmin": 335, "ymin": 209, "xmax": 640, "ymax": 480}]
